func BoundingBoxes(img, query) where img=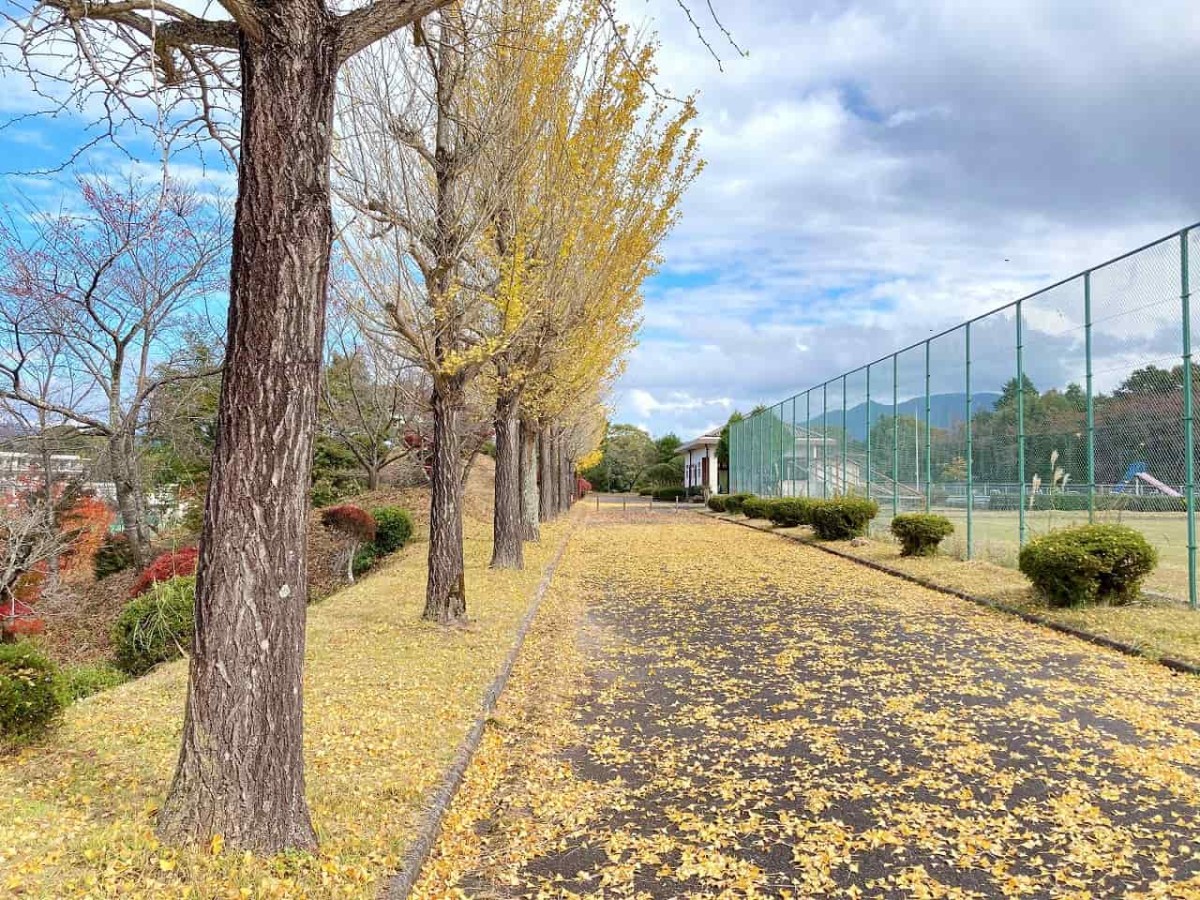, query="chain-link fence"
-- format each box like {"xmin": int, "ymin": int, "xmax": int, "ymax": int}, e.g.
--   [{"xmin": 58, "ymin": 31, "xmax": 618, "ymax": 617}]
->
[{"xmin": 730, "ymin": 225, "xmax": 1200, "ymax": 606}]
